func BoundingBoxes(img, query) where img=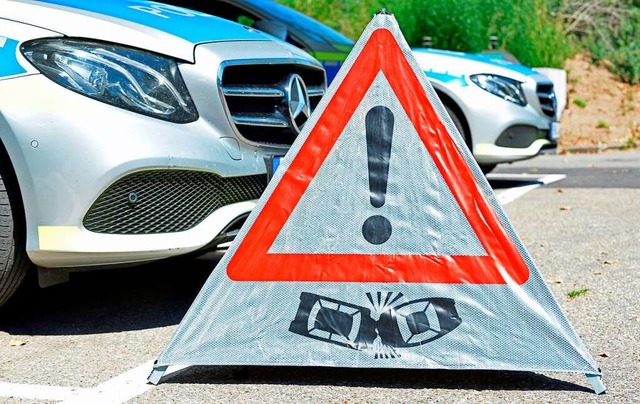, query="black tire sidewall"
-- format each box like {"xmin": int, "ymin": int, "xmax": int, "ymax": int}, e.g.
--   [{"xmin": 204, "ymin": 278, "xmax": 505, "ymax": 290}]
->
[{"xmin": 0, "ymin": 167, "xmax": 29, "ymax": 308}]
